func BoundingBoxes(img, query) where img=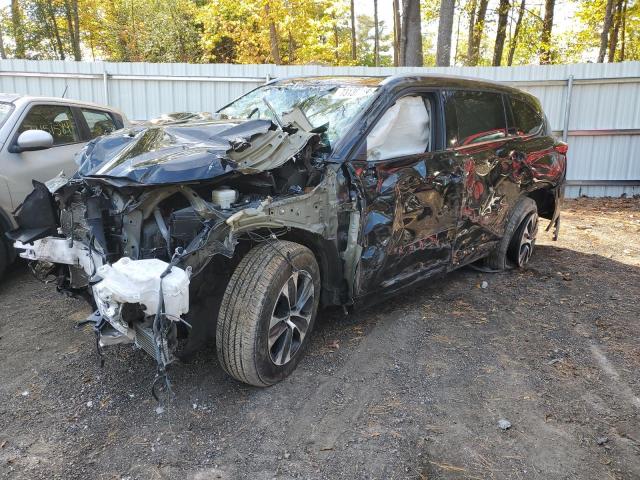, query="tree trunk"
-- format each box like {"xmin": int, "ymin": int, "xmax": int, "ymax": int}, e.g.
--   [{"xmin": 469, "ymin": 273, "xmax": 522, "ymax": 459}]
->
[
  {"xmin": 46, "ymin": 0, "xmax": 66, "ymax": 60},
  {"xmin": 400, "ymin": 0, "xmax": 423, "ymax": 67},
  {"xmin": 265, "ymin": 3, "xmax": 281, "ymax": 65},
  {"xmin": 71, "ymin": 0, "xmax": 81, "ymax": 60},
  {"xmin": 333, "ymin": 15, "xmax": 340, "ymax": 65},
  {"xmin": 393, "ymin": 0, "xmax": 401, "ymax": 66},
  {"xmin": 608, "ymin": 0, "xmax": 624, "ymax": 62},
  {"xmin": 436, "ymin": 0, "xmax": 455, "ymax": 66},
  {"xmin": 0, "ymin": 25, "xmax": 6, "ymax": 59},
  {"xmin": 350, "ymin": 0, "xmax": 357, "ymax": 61},
  {"xmin": 468, "ymin": 0, "xmax": 488, "ymax": 66},
  {"xmin": 373, "ymin": 0, "xmax": 380, "ymax": 66},
  {"xmin": 598, "ymin": 0, "xmax": 615, "ymax": 63},
  {"xmin": 288, "ymin": 30, "xmax": 295, "ymax": 63},
  {"xmin": 64, "ymin": 0, "xmax": 78, "ymax": 61},
  {"xmin": 620, "ymin": 0, "xmax": 627, "ymax": 61},
  {"xmin": 466, "ymin": 0, "xmax": 477, "ymax": 63},
  {"xmin": 539, "ymin": 0, "xmax": 555, "ymax": 64},
  {"xmin": 11, "ymin": 0, "xmax": 25, "ymax": 59},
  {"xmin": 492, "ymin": 0, "xmax": 510, "ymax": 66},
  {"xmin": 507, "ymin": 0, "xmax": 525, "ymax": 66}
]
